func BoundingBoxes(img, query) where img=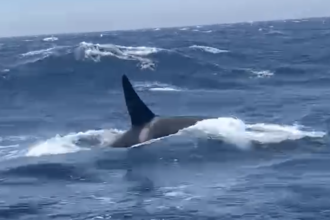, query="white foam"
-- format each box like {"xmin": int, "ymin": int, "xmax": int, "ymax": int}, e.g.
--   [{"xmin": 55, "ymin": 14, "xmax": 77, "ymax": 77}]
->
[
  {"xmin": 25, "ymin": 129, "xmax": 123, "ymax": 157},
  {"xmin": 75, "ymin": 42, "xmax": 163, "ymax": 70},
  {"xmin": 42, "ymin": 36, "xmax": 58, "ymax": 42},
  {"xmin": 22, "ymin": 117, "xmax": 326, "ymax": 157},
  {"xmin": 21, "ymin": 47, "xmax": 58, "ymax": 57},
  {"xmin": 189, "ymin": 45, "xmax": 229, "ymax": 54},
  {"xmin": 251, "ymin": 70, "xmax": 274, "ymax": 78},
  {"xmin": 18, "ymin": 46, "xmax": 70, "ymax": 66},
  {"xmin": 133, "ymin": 81, "xmax": 182, "ymax": 92},
  {"xmin": 181, "ymin": 117, "xmax": 326, "ymax": 150},
  {"xmin": 149, "ymin": 88, "xmax": 179, "ymax": 91}
]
